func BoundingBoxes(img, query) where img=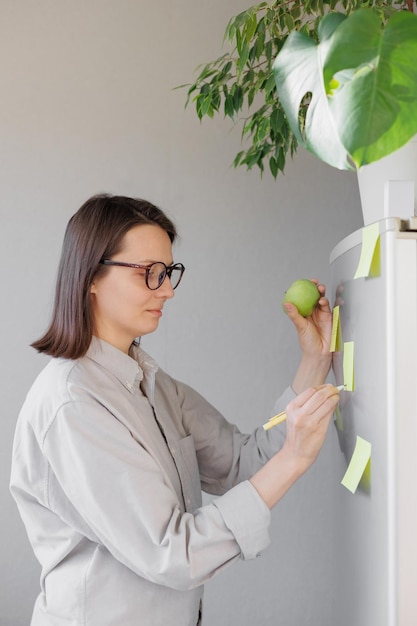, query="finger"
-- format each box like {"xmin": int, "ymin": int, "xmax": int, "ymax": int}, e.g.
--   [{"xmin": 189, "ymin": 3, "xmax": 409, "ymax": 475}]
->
[
  {"xmin": 290, "ymin": 393, "xmax": 339, "ymax": 430},
  {"xmin": 311, "ymin": 280, "xmax": 325, "ymax": 296},
  {"xmin": 314, "ymin": 286, "xmax": 330, "ymax": 306},
  {"xmin": 287, "ymin": 386, "xmax": 317, "ymax": 411},
  {"xmin": 293, "ymin": 384, "xmax": 339, "ymax": 414},
  {"xmin": 316, "ymin": 295, "xmax": 331, "ymax": 311},
  {"xmin": 282, "ymin": 301, "xmax": 309, "ymax": 330},
  {"xmin": 310, "ymin": 385, "xmax": 341, "ymax": 417},
  {"xmin": 313, "ymin": 383, "xmax": 342, "ymax": 400},
  {"xmin": 315, "ymin": 383, "xmax": 342, "ymax": 394},
  {"xmin": 289, "ymin": 384, "xmax": 340, "ymax": 411},
  {"xmin": 313, "ymin": 392, "xmax": 340, "ymax": 423}
]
